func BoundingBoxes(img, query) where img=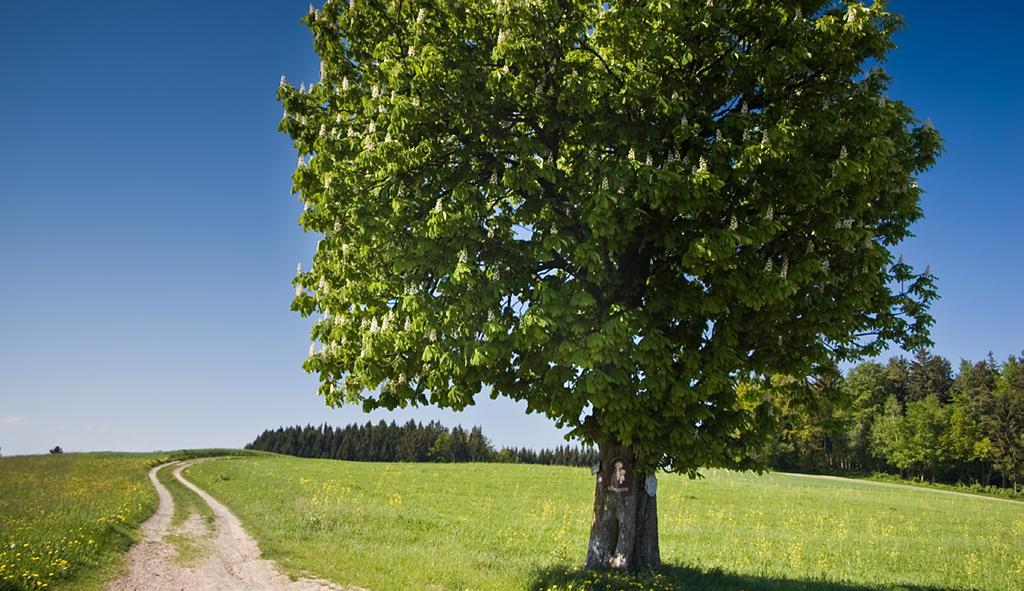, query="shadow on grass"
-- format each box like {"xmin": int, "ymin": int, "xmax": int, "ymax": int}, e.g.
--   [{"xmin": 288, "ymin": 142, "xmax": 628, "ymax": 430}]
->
[{"xmin": 530, "ymin": 564, "xmax": 959, "ymax": 591}]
